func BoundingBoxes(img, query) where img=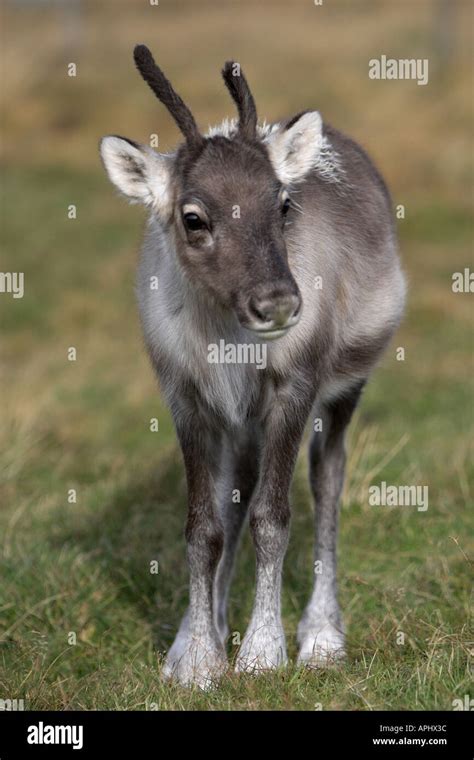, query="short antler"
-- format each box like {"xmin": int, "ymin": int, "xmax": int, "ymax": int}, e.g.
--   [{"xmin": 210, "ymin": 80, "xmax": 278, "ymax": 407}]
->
[
  {"xmin": 133, "ymin": 44, "xmax": 203, "ymax": 150},
  {"xmin": 222, "ymin": 61, "xmax": 258, "ymax": 140}
]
